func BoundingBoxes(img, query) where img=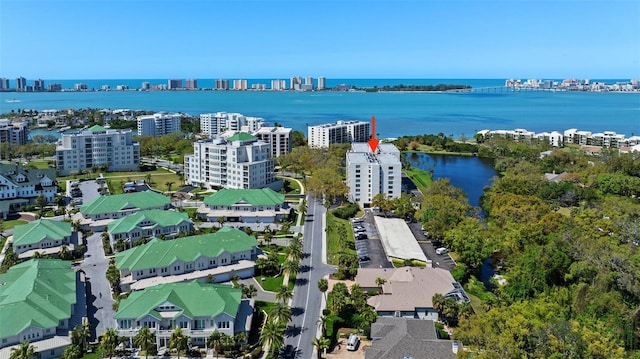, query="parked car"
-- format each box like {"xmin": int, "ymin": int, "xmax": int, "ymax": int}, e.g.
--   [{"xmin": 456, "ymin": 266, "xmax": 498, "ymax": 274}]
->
[
  {"xmin": 356, "ymin": 233, "xmax": 368, "ymax": 240},
  {"xmin": 436, "ymin": 247, "xmax": 449, "ymax": 255},
  {"xmin": 347, "ymin": 334, "xmax": 360, "ymax": 351}
]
